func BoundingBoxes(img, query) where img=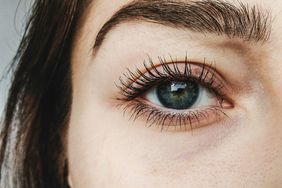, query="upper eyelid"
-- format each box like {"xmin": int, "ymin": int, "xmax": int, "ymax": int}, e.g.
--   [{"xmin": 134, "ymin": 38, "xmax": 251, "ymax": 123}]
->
[
  {"xmin": 116, "ymin": 57, "xmax": 231, "ymax": 101},
  {"xmin": 125, "ymin": 58, "xmax": 225, "ymax": 85}
]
